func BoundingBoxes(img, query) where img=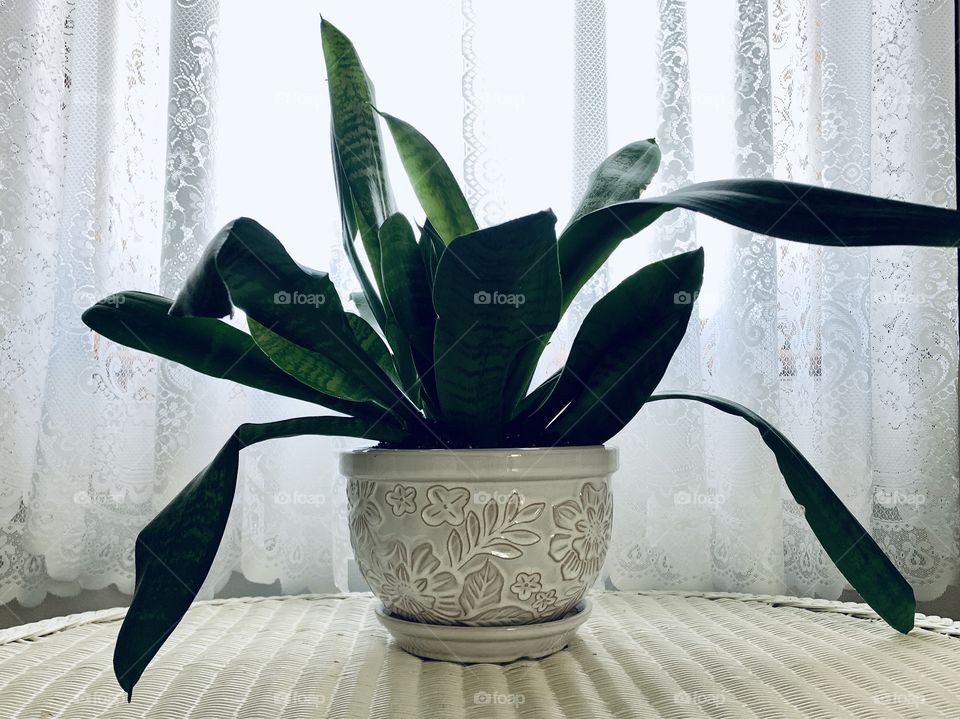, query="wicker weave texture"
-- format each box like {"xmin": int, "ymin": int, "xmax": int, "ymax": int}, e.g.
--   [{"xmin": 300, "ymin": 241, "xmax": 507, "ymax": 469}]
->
[{"xmin": 0, "ymin": 592, "xmax": 958, "ymax": 718}]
